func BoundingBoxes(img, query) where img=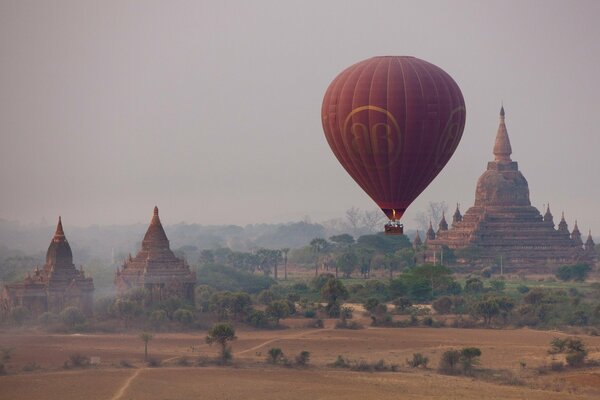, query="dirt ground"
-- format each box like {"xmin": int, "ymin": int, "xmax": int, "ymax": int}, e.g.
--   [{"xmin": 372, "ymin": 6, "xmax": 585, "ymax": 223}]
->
[{"xmin": 1, "ymin": 322, "xmax": 600, "ymax": 399}]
